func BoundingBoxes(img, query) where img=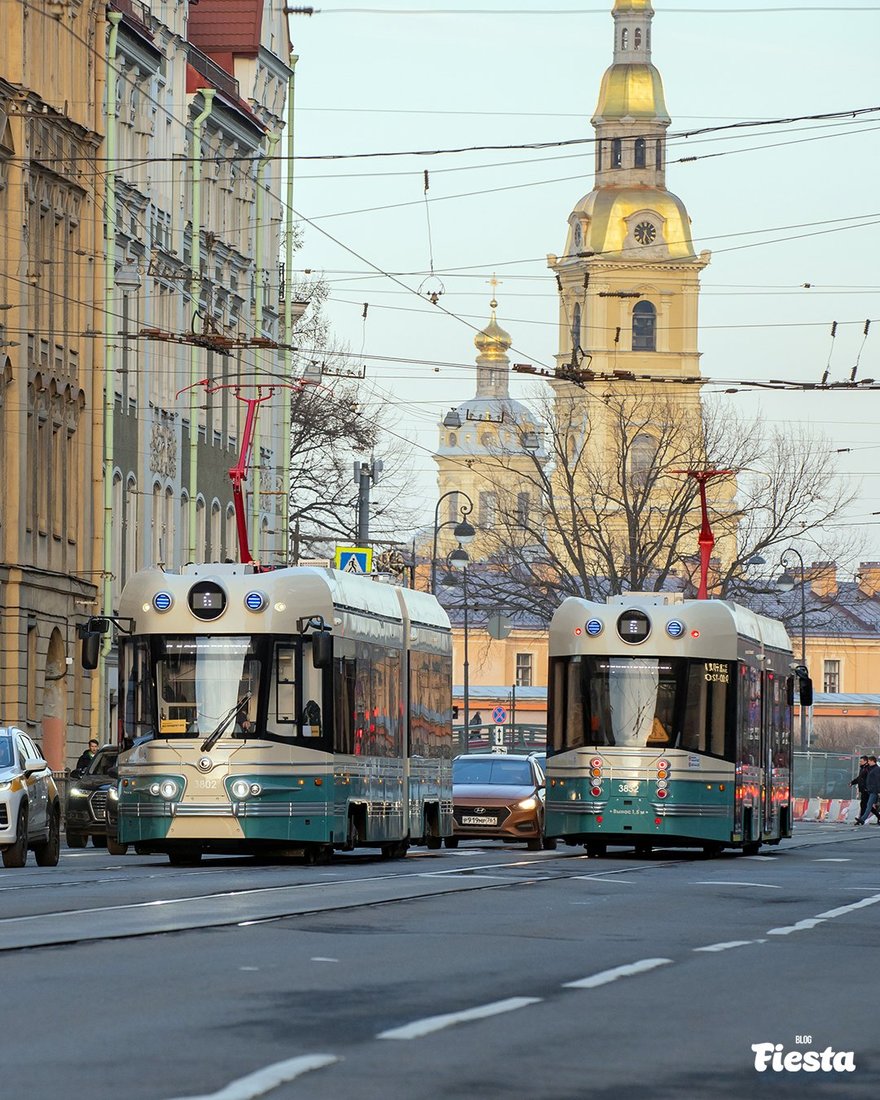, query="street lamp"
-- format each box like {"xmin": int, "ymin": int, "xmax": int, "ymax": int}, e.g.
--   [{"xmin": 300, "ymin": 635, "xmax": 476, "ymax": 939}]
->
[
  {"xmin": 431, "ymin": 490, "xmax": 476, "ymax": 593},
  {"xmin": 442, "ymin": 545, "xmax": 471, "ymax": 745},
  {"xmin": 776, "ymin": 548, "xmax": 809, "ymax": 751}
]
